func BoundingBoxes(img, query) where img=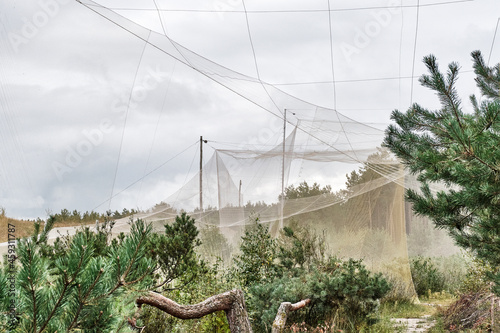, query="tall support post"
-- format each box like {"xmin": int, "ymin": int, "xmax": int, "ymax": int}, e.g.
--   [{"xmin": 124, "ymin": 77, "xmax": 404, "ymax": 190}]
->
[
  {"xmin": 200, "ymin": 136, "xmax": 203, "ymax": 213},
  {"xmin": 239, "ymin": 180, "xmax": 242, "ymax": 207},
  {"xmin": 280, "ymin": 110, "xmax": 287, "ymax": 229},
  {"xmin": 216, "ymin": 151, "xmax": 221, "ymax": 211},
  {"xmin": 368, "ymin": 193, "xmax": 372, "ymax": 229},
  {"xmin": 280, "ymin": 110, "xmax": 295, "ymax": 229}
]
